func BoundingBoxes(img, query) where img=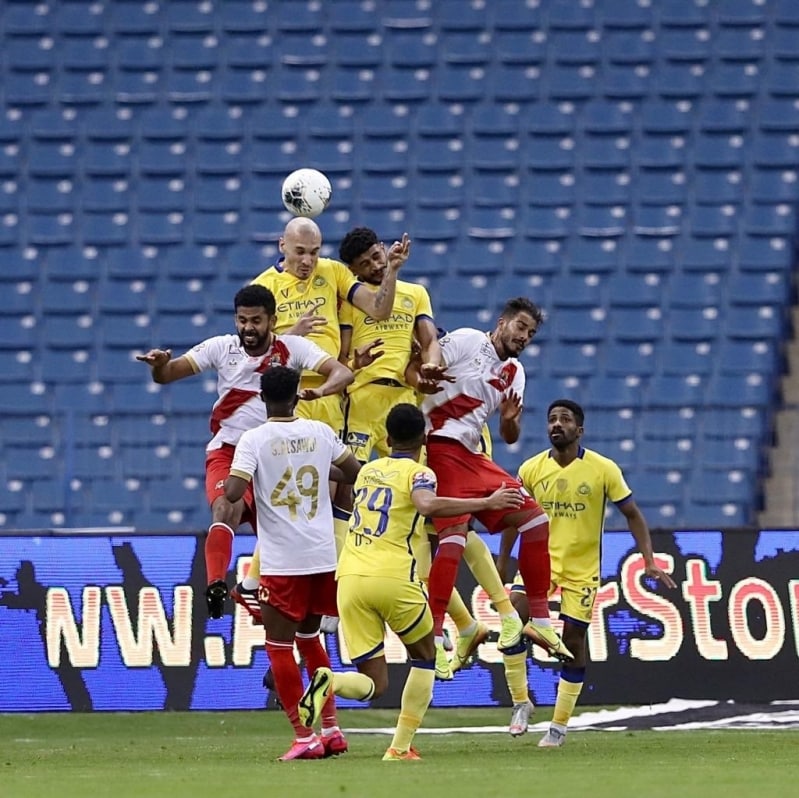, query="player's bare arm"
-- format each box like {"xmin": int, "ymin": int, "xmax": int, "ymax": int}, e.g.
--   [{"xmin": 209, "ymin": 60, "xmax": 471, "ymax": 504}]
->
[
  {"xmin": 286, "ymin": 307, "xmax": 327, "ymax": 337},
  {"xmin": 351, "ymin": 233, "xmax": 409, "ymax": 321},
  {"xmin": 223, "ymin": 474, "xmax": 249, "ymax": 504},
  {"xmin": 415, "ymin": 317, "xmax": 444, "ymax": 377},
  {"xmin": 333, "ymin": 452, "xmax": 362, "ymax": 484},
  {"xmin": 412, "ymin": 482, "xmax": 523, "ymax": 518},
  {"xmin": 620, "ymin": 499, "xmax": 678, "ymax": 588},
  {"xmin": 298, "ymin": 356, "xmax": 353, "ymax": 401},
  {"xmin": 499, "ymin": 390, "xmax": 523, "ymax": 444},
  {"xmin": 135, "ymin": 349, "xmax": 195, "ymax": 384}
]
